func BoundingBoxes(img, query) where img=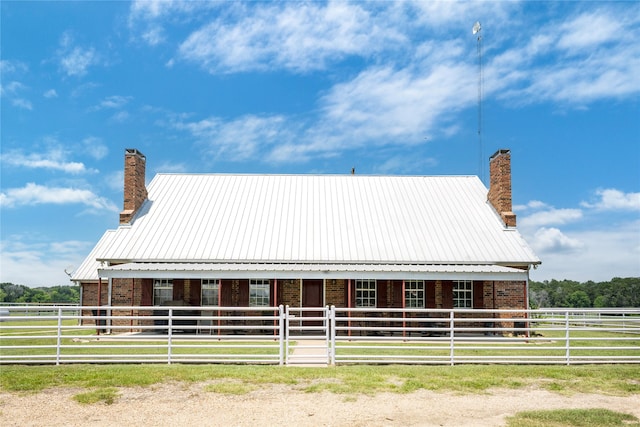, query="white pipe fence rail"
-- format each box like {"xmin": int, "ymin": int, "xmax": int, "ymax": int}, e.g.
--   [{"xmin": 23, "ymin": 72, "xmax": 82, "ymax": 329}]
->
[{"xmin": 1, "ymin": 305, "xmax": 638, "ymax": 366}]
